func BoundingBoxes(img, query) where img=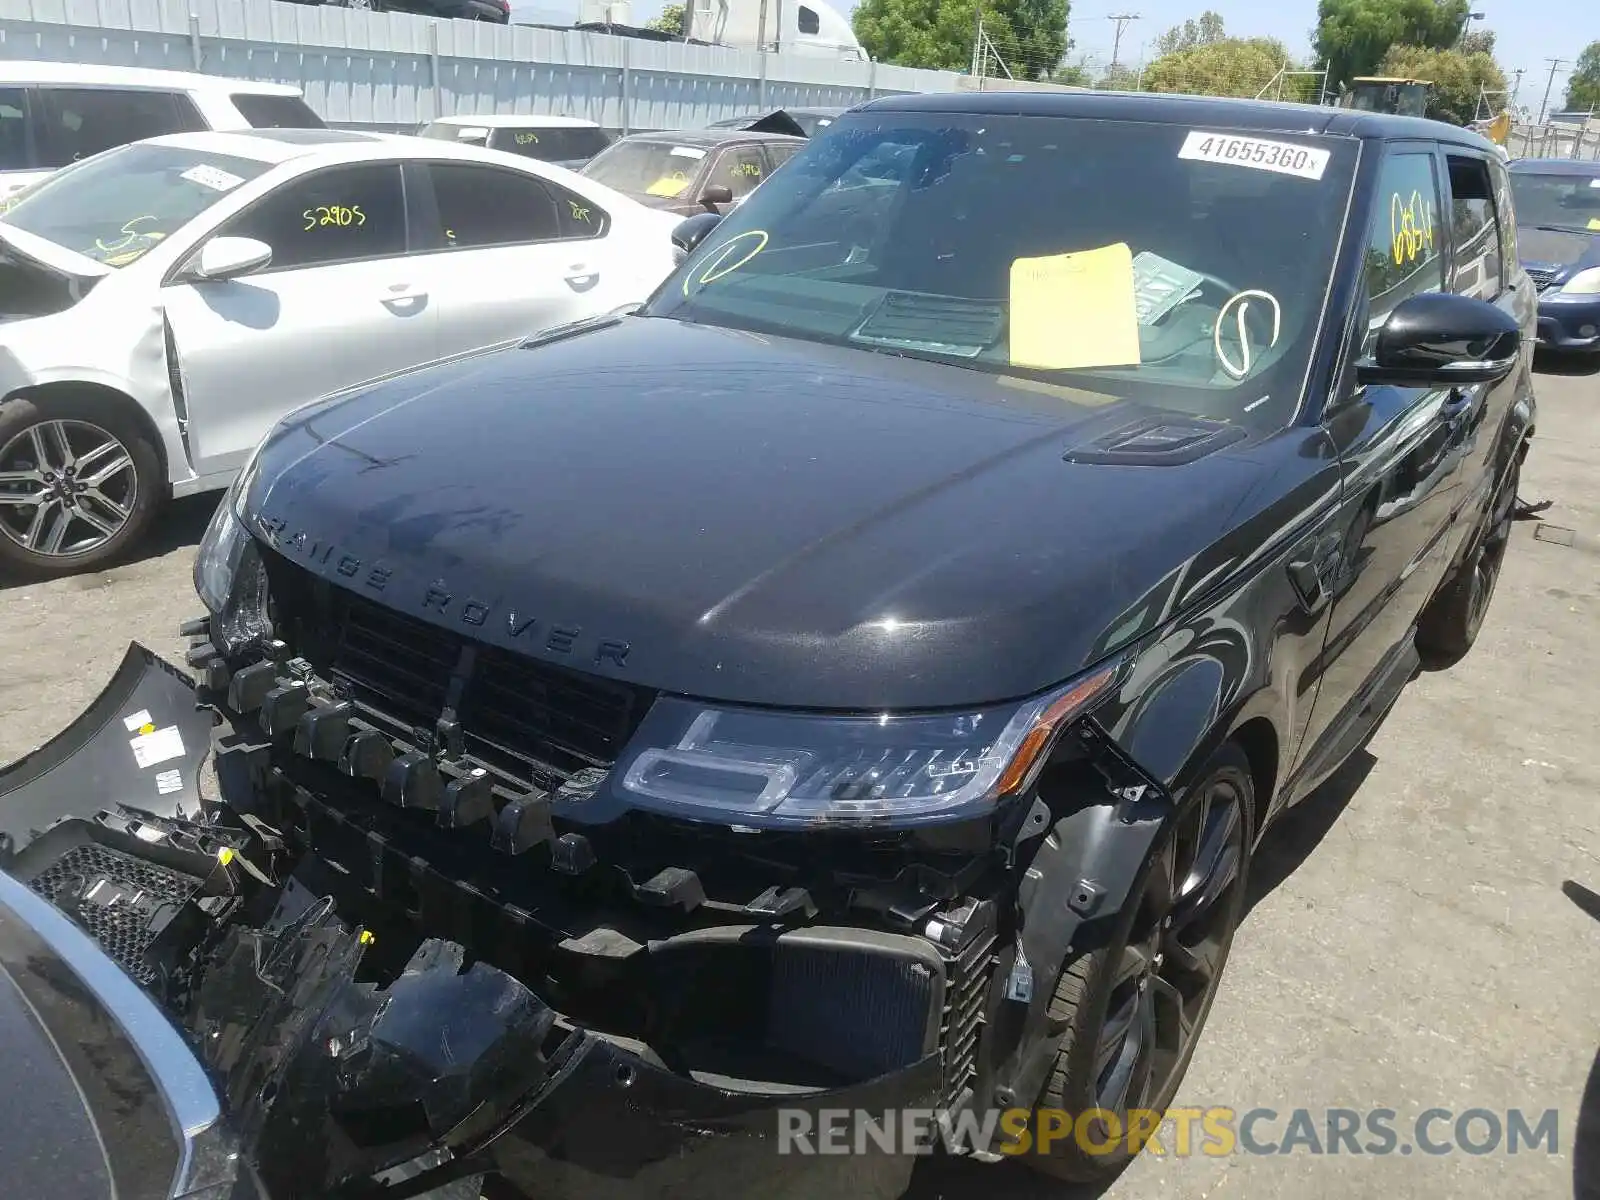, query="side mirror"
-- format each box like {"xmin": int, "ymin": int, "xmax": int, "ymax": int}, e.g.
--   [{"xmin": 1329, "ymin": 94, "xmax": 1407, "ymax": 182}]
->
[
  {"xmin": 697, "ymin": 184, "xmax": 734, "ymax": 210},
  {"xmin": 191, "ymin": 236, "xmax": 273, "ymax": 282},
  {"xmin": 1356, "ymin": 292, "xmax": 1521, "ymax": 387},
  {"xmin": 671, "ymin": 211, "xmax": 724, "ymax": 260}
]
